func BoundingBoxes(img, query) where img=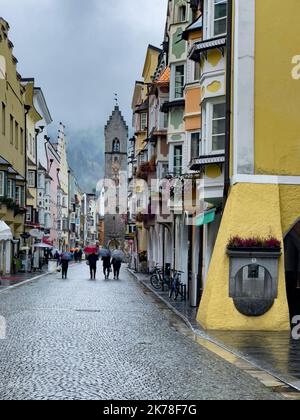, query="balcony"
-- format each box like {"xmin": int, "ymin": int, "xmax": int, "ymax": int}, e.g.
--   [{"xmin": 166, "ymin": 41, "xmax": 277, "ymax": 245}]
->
[
  {"xmin": 0, "ymin": 197, "xmax": 27, "ymax": 218},
  {"xmin": 136, "ymin": 156, "xmax": 157, "ymax": 181}
]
